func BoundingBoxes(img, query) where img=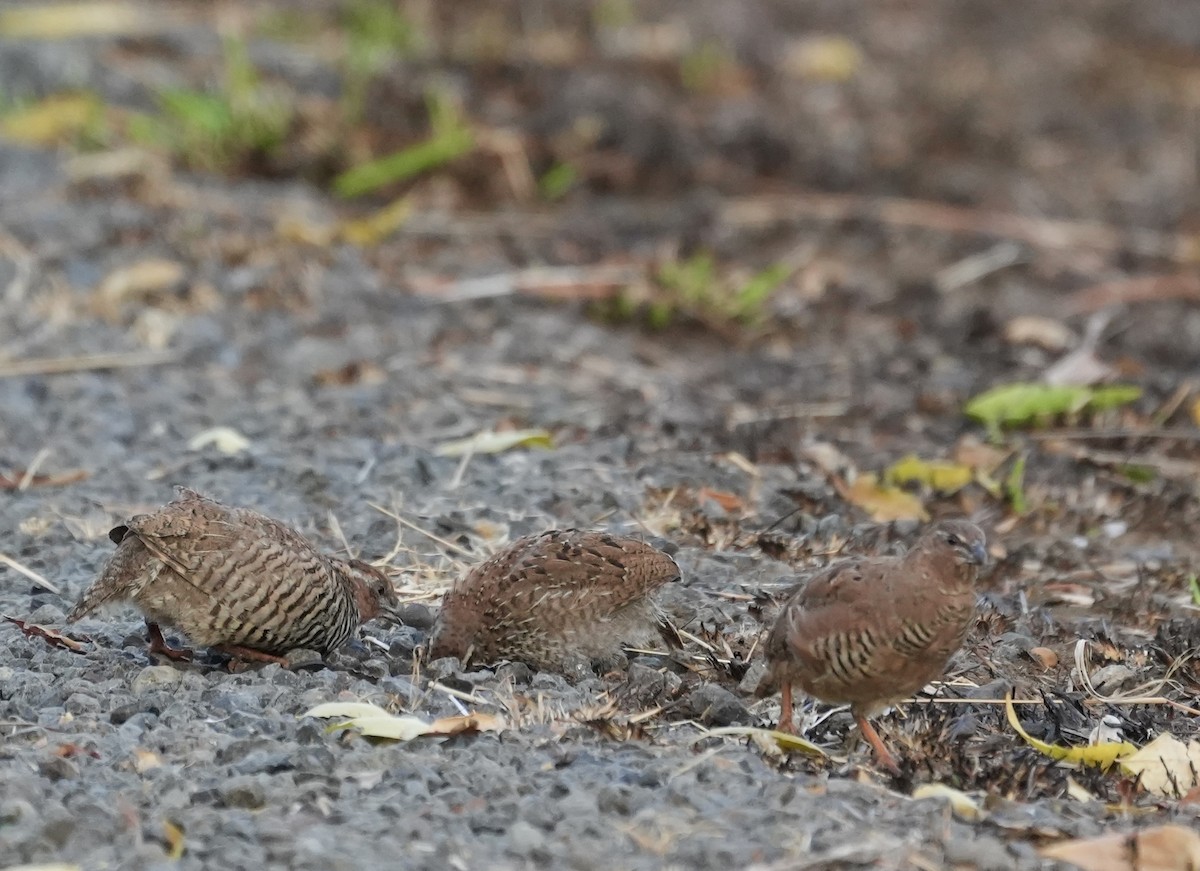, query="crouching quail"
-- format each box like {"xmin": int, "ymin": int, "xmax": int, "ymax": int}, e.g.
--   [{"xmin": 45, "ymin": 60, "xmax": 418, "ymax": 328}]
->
[
  {"xmin": 756, "ymin": 519, "xmax": 988, "ymax": 773},
  {"xmin": 67, "ymin": 487, "xmax": 401, "ymax": 665},
  {"xmin": 427, "ymin": 529, "xmax": 680, "ymax": 677}
]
